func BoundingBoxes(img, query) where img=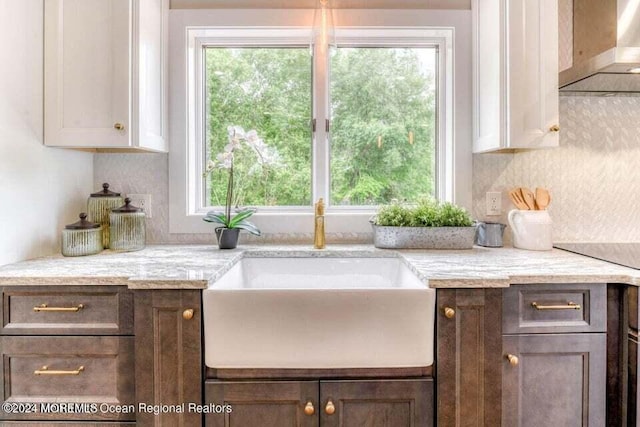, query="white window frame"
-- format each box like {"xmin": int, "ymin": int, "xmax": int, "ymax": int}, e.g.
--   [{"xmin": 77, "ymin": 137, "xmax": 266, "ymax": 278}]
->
[{"xmin": 169, "ymin": 9, "xmax": 471, "ymax": 235}]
